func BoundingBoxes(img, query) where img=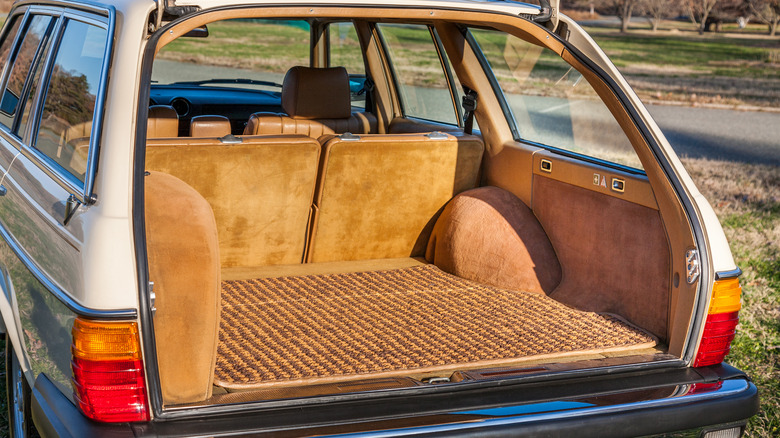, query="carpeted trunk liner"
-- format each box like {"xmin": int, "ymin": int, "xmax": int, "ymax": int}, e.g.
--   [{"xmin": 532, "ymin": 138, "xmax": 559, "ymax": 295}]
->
[{"xmin": 215, "ymin": 264, "xmax": 656, "ymax": 389}]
